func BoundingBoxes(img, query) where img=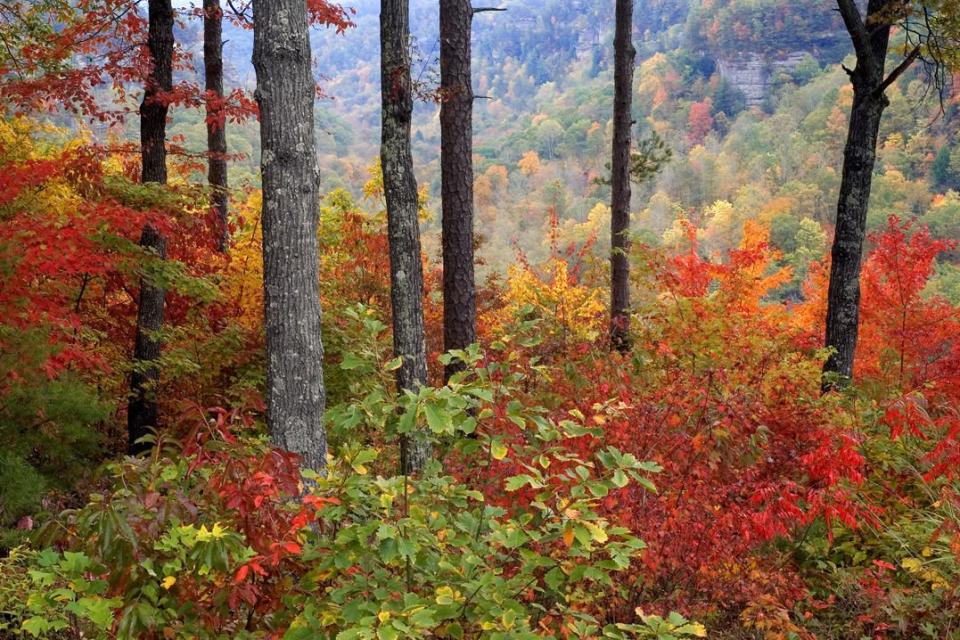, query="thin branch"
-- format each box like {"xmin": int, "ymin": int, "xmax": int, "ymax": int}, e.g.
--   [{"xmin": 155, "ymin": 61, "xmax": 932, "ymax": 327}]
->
[
  {"xmin": 74, "ymin": 274, "xmax": 91, "ymax": 313},
  {"xmin": 472, "ymin": 7, "xmax": 507, "ymax": 15},
  {"xmin": 877, "ymin": 44, "xmax": 921, "ymax": 95},
  {"xmin": 225, "ymin": 0, "xmax": 251, "ymax": 26}
]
